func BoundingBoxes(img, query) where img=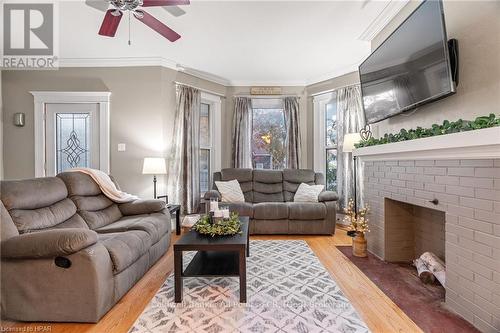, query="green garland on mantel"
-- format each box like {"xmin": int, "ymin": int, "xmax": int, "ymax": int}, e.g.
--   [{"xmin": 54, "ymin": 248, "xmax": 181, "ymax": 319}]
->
[{"xmin": 355, "ymin": 113, "xmax": 500, "ymax": 148}]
